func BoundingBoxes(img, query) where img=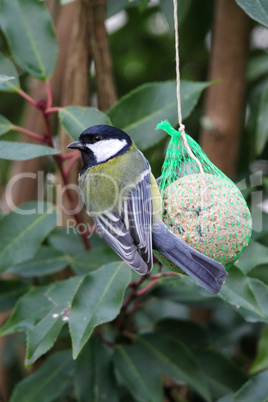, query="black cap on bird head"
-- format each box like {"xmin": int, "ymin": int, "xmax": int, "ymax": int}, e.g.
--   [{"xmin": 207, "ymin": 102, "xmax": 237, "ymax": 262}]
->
[{"xmin": 67, "ymin": 125, "xmax": 132, "ymax": 172}]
